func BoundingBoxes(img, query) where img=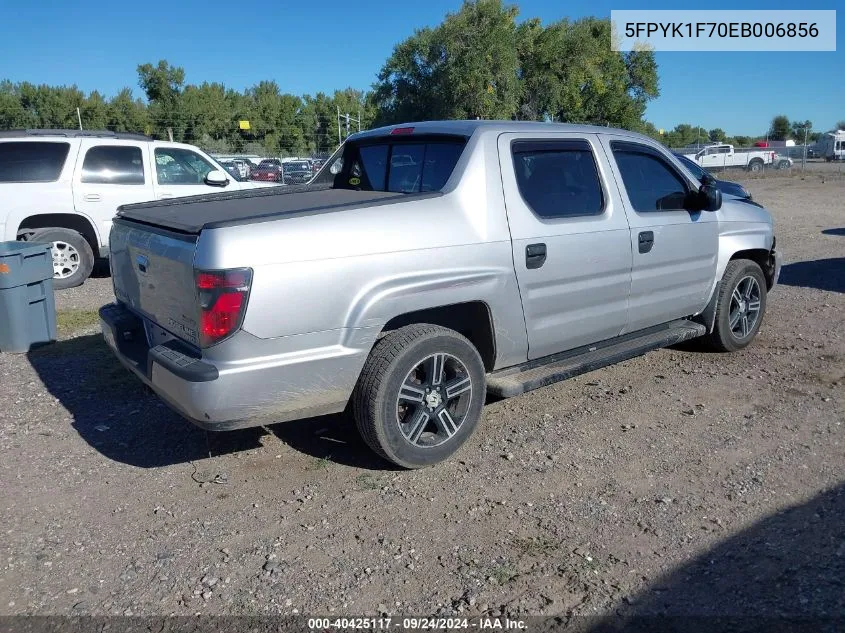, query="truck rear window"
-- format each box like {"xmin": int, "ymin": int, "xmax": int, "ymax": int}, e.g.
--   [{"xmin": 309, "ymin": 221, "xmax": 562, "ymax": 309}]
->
[
  {"xmin": 335, "ymin": 137, "xmax": 466, "ymax": 193},
  {"xmin": 0, "ymin": 142, "xmax": 70, "ymax": 182}
]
